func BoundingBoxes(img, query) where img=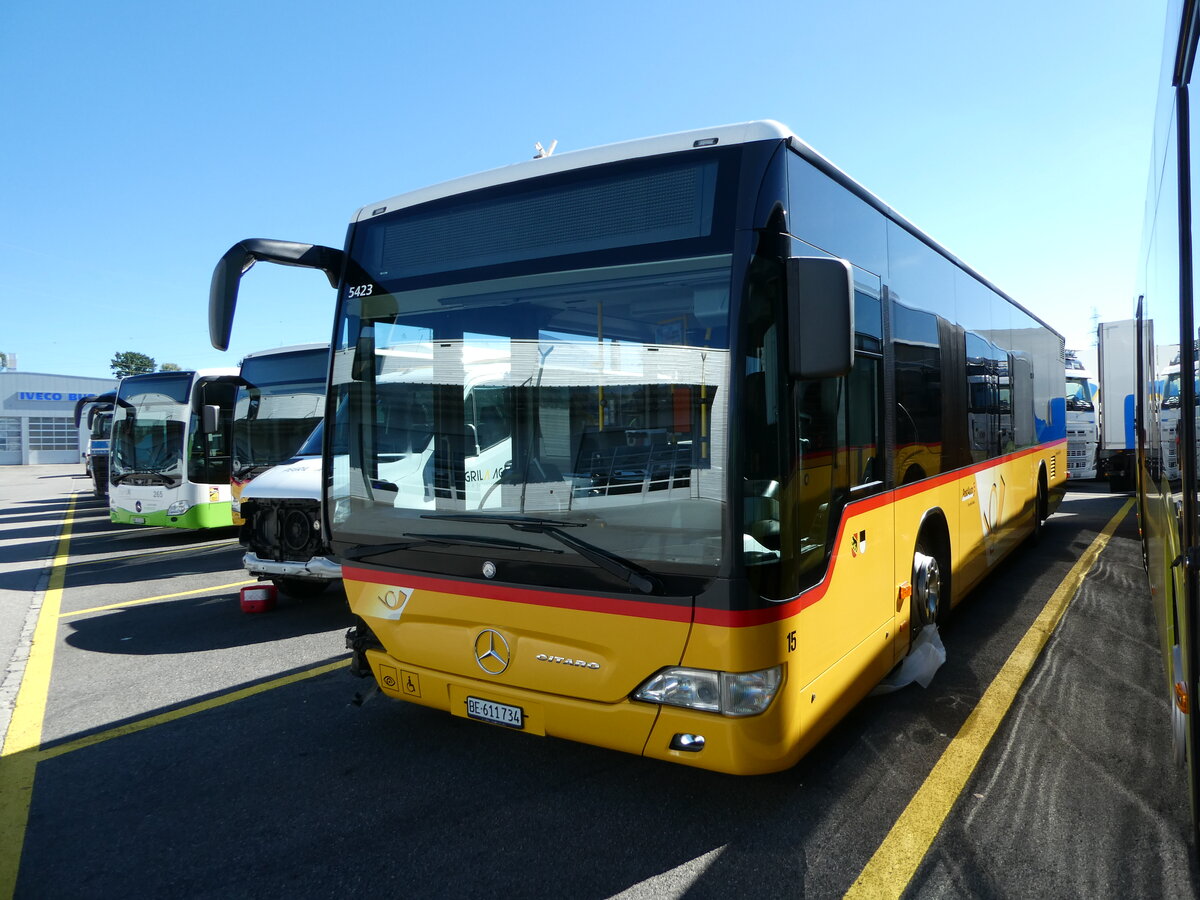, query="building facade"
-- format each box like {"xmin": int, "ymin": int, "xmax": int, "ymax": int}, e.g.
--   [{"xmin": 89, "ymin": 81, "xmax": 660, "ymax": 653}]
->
[{"xmin": 0, "ymin": 372, "xmax": 118, "ymax": 465}]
